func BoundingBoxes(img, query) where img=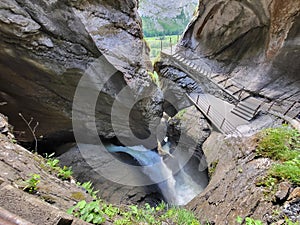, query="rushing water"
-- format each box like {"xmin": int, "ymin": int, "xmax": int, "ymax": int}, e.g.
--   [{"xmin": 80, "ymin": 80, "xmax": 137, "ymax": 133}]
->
[{"xmin": 106, "ymin": 144, "xmax": 208, "ymax": 205}]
